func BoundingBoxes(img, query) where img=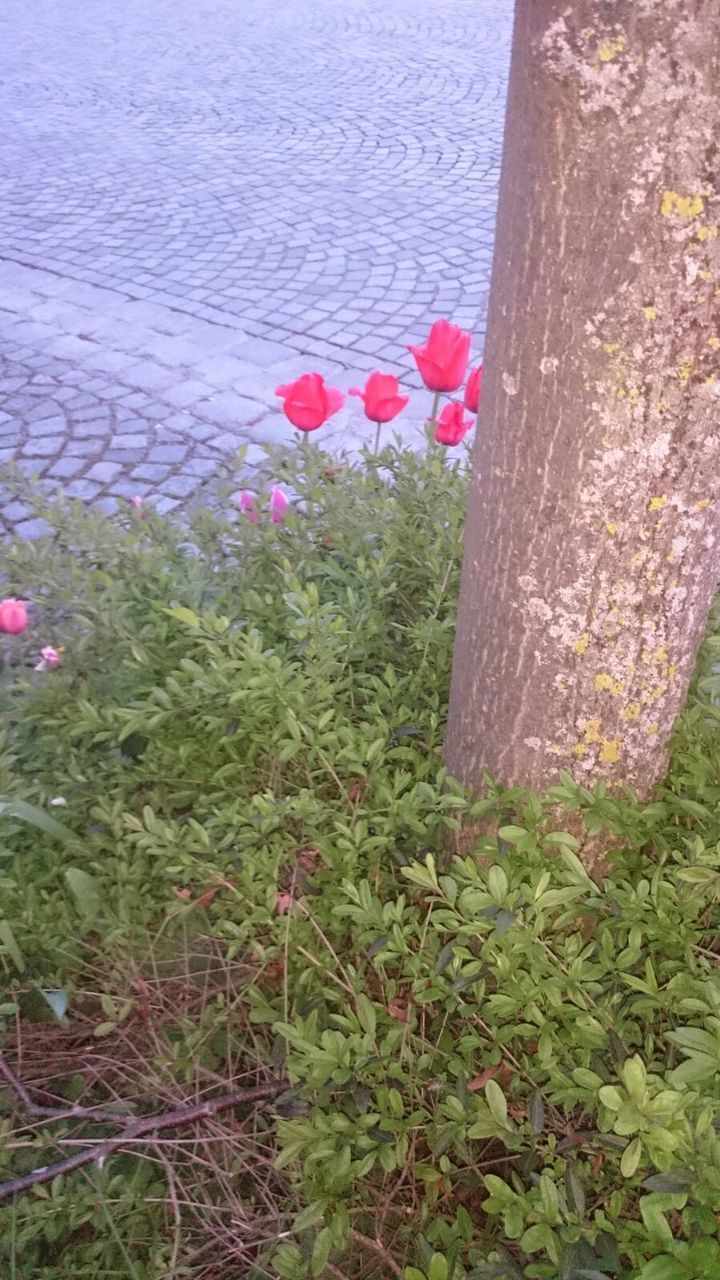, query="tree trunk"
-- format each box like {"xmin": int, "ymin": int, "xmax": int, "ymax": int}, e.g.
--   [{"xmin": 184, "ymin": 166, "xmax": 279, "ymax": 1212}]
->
[{"xmin": 445, "ymin": 0, "xmax": 720, "ymax": 803}]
